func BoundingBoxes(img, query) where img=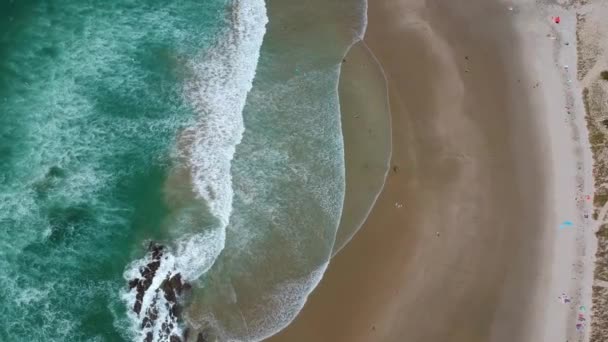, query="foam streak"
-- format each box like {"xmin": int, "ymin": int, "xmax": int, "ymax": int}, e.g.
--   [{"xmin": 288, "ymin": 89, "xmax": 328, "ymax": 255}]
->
[{"xmin": 123, "ymin": 1, "xmax": 268, "ymax": 341}]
